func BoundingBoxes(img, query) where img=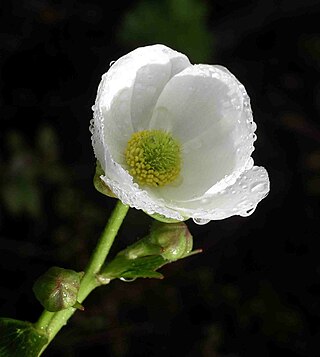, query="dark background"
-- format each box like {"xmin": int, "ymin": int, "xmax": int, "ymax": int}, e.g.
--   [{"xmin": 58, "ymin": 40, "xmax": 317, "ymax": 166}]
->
[{"xmin": 1, "ymin": 0, "xmax": 320, "ymax": 356}]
